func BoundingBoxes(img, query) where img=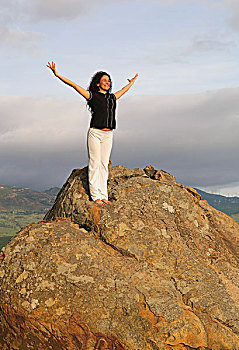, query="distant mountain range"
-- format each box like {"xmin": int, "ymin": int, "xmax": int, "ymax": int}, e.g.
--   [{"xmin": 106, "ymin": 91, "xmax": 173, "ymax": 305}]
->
[
  {"xmin": 0, "ymin": 185, "xmax": 239, "ymax": 215},
  {"xmin": 0, "ymin": 185, "xmax": 61, "ymax": 244},
  {"xmin": 0, "ymin": 184, "xmax": 238, "ymax": 216},
  {"xmin": 0, "ymin": 184, "xmax": 238, "ymax": 244},
  {"xmin": 0, "ymin": 185, "xmax": 60, "ymax": 213},
  {"xmin": 195, "ymin": 188, "xmax": 239, "ymax": 215}
]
